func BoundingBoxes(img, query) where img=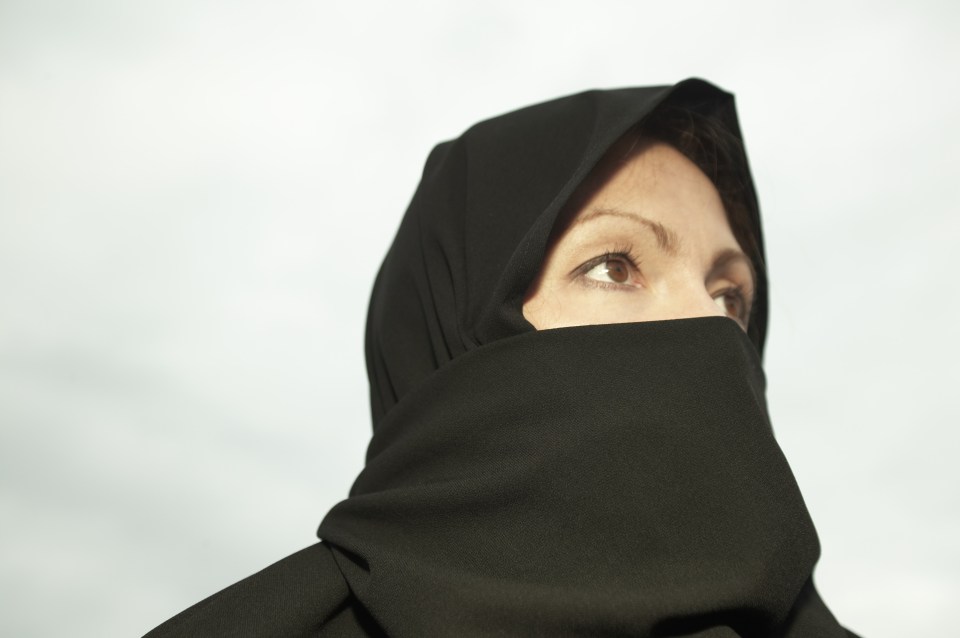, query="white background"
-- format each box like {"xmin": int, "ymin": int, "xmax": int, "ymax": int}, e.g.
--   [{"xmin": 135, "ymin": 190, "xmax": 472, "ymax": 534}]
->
[{"xmin": 1, "ymin": 2, "xmax": 958, "ymax": 636}]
